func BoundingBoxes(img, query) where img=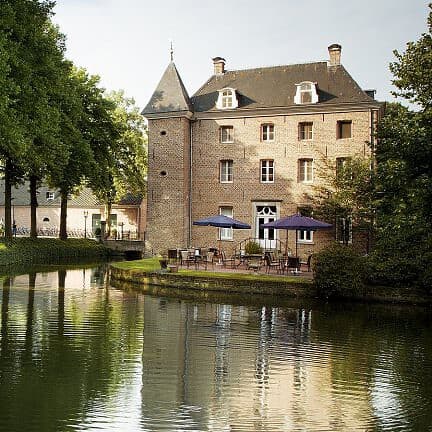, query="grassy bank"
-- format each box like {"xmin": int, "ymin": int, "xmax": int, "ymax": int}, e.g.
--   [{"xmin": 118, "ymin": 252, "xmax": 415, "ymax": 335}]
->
[
  {"xmin": 0, "ymin": 237, "xmax": 110, "ymax": 268},
  {"xmin": 110, "ymin": 258, "xmax": 315, "ymax": 300},
  {"xmin": 111, "ymin": 258, "xmax": 313, "ymax": 284},
  {"xmin": 111, "ymin": 258, "xmax": 432, "ymax": 304}
]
